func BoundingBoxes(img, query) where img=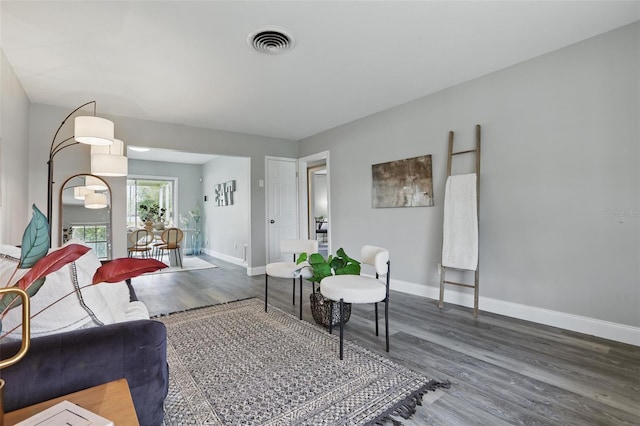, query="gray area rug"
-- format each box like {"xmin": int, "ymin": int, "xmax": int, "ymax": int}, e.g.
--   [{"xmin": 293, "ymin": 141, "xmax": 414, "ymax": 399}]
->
[{"xmin": 158, "ymin": 298, "xmax": 449, "ymax": 425}]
